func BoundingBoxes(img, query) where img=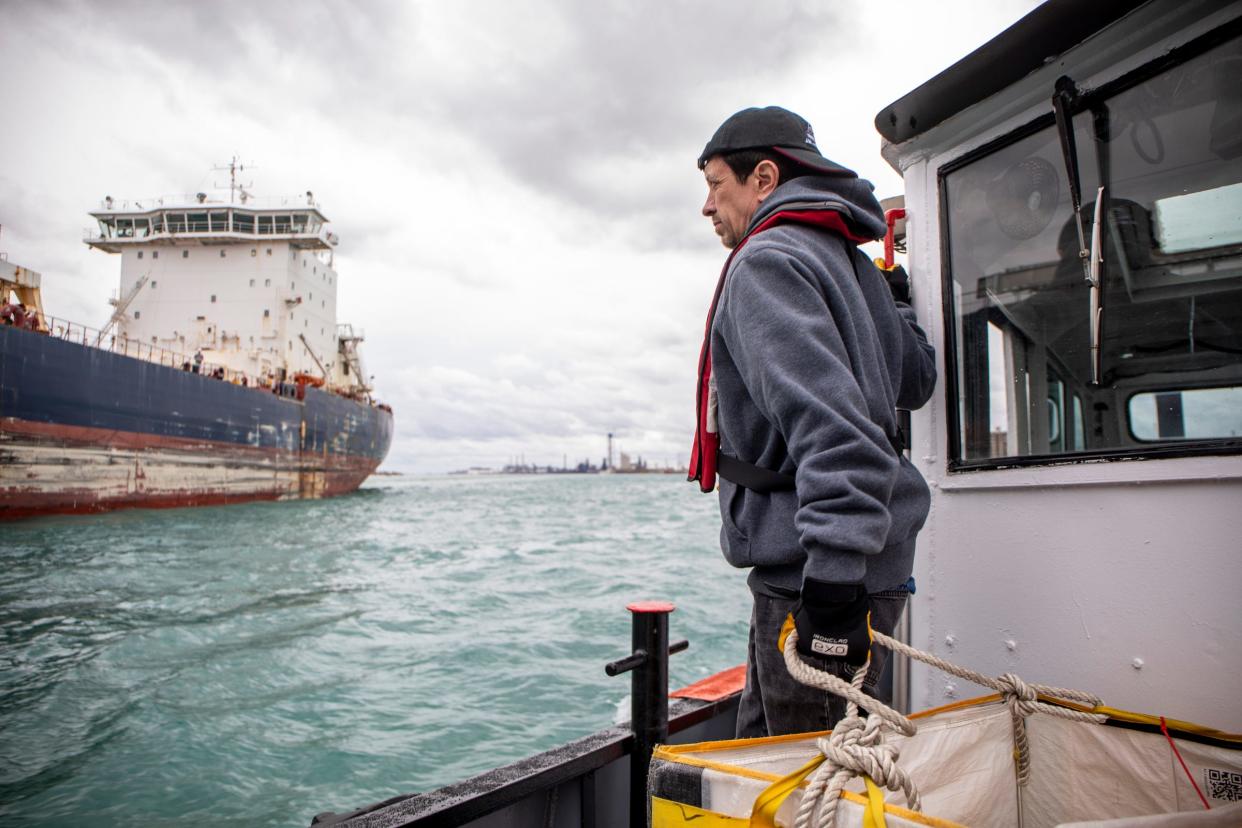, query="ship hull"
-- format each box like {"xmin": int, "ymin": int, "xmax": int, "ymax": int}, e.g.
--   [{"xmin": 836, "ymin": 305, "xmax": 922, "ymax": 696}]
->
[{"xmin": 0, "ymin": 325, "xmax": 392, "ymax": 519}]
